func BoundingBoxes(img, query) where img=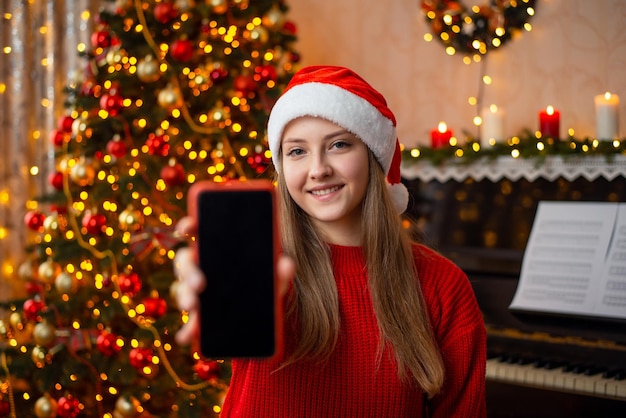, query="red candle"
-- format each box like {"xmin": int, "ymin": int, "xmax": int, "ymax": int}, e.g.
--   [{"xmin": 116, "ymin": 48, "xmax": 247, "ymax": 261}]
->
[
  {"xmin": 539, "ymin": 105, "xmax": 560, "ymax": 138},
  {"xmin": 430, "ymin": 121, "xmax": 452, "ymax": 149}
]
